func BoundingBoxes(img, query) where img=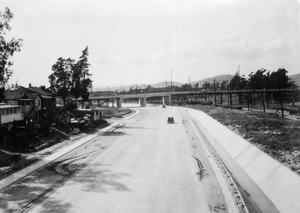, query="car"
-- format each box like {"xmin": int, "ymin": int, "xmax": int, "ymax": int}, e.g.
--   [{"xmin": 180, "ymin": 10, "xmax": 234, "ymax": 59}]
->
[{"xmin": 167, "ymin": 117, "xmax": 174, "ymax": 124}]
